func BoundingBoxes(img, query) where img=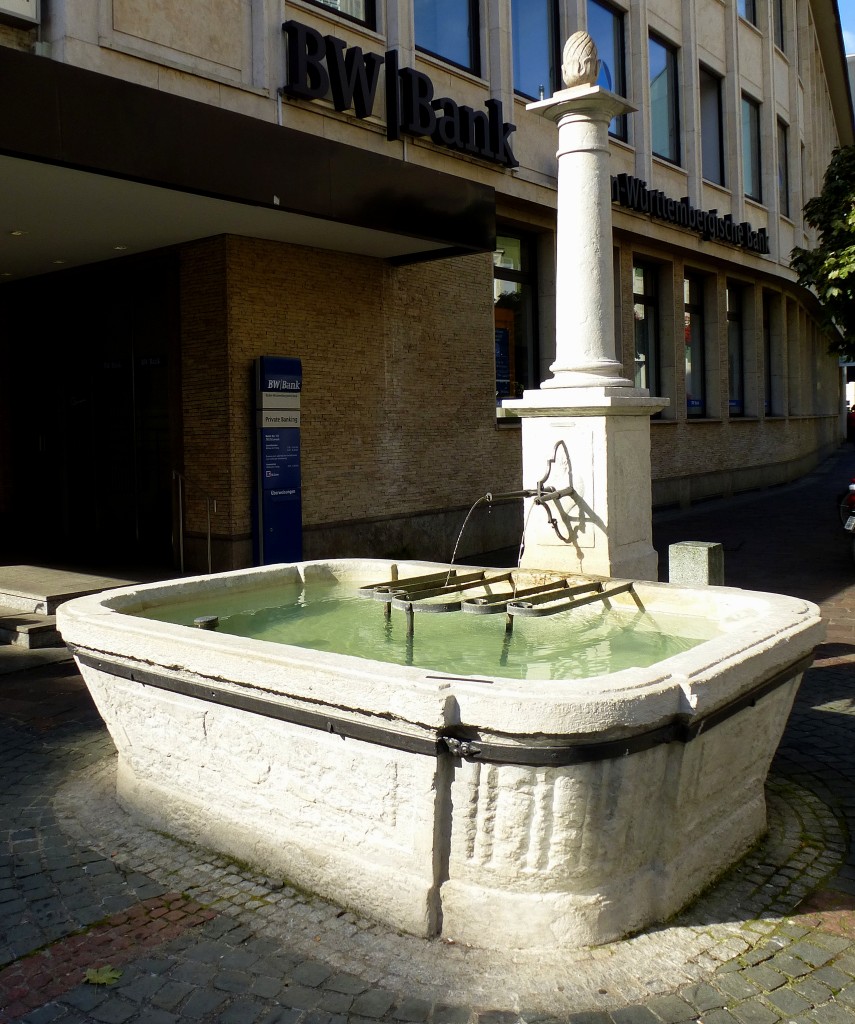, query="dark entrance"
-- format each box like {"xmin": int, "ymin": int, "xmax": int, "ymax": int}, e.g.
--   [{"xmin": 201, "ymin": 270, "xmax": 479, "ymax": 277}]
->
[{"xmin": 0, "ymin": 251, "xmax": 180, "ymax": 572}]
